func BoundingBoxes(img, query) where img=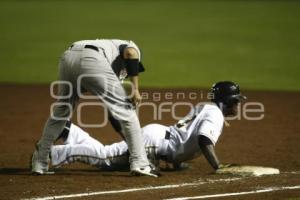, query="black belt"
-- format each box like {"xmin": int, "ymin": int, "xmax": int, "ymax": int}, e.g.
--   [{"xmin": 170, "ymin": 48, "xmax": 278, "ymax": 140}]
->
[
  {"xmin": 84, "ymin": 45, "xmax": 99, "ymax": 52},
  {"xmin": 165, "ymin": 130, "xmax": 171, "ymax": 140},
  {"xmin": 70, "ymin": 44, "xmax": 99, "ymax": 52}
]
